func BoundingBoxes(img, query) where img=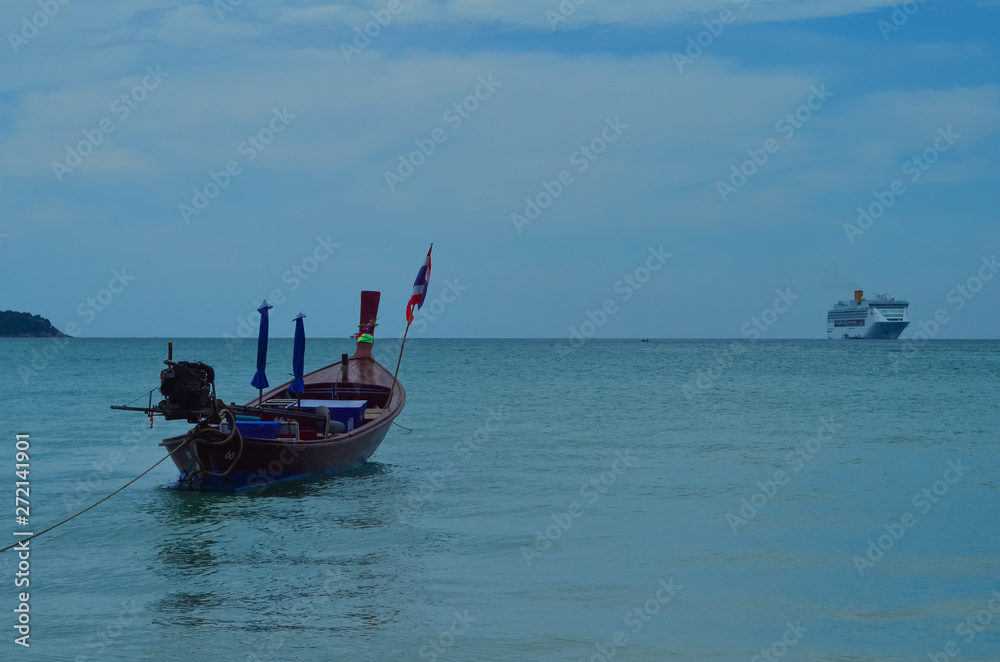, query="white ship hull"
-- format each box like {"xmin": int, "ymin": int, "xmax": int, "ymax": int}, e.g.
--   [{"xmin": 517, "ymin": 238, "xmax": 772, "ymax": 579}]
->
[
  {"xmin": 829, "ymin": 321, "xmax": 909, "ymax": 340},
  {"xmin": 828, "ymin": 291, "xmax": 908, "ymax": 340}
]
